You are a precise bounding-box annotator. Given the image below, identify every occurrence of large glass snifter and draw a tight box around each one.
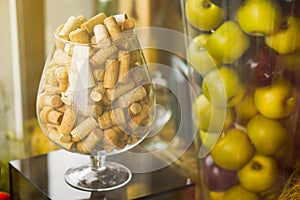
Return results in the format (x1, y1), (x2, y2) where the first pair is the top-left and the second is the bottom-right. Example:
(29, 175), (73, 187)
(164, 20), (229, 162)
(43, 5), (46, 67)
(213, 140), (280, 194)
(36, 25), (155, 191)
(180, 0), (300, 199)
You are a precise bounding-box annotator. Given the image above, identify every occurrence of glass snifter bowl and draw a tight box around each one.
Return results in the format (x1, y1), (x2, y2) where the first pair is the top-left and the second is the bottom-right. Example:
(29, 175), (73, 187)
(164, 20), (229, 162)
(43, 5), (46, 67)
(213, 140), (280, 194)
(36, 22), (155, 191)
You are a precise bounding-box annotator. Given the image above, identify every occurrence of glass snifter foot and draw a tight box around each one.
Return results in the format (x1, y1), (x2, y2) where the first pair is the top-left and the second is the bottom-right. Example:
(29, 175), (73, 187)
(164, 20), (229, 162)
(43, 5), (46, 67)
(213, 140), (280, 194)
(65, 156), (132, 191)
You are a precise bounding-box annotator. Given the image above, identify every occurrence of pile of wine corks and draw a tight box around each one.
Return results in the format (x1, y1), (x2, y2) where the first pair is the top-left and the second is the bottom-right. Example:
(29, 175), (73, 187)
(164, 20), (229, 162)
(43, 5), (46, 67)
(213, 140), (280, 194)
(37, 12), (154, 154)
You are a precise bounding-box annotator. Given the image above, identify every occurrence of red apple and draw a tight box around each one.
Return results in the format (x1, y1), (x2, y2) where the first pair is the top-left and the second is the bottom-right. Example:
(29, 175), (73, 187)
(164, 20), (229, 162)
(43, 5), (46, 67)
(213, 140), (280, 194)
(0, 192), (10, 200)
(279, 0), (300, 17)
(238, 42), (279, 87)
(203, 155), (239, 191)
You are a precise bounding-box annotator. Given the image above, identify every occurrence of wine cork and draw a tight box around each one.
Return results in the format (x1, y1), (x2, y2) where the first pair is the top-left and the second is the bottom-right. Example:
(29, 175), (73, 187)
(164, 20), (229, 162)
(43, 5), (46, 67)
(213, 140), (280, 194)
(53, 50), (71, 68)
(103, 16), (122, 42)
(118, 51), (131, 81)
(104, 127), (128, 149)
(54, 66), (68, 81)
(78, 104), (102, 117)
(112, 126), (128, 141)
(117, 86), (147, 108)
(61, 90), (73, 106)
(121, 19), (135, 31)
(130, 51), (140, 65)
(45, 67), (59, 86)
(59, 16), (81, 40)
(77, 127), (103, 154)
(70, 117), (98, 142)
(131, 67), (148, 85)
(40, 106), (53, 123)
(87, 65), (96, 89)
(81, 13), (107, 35)
(98, 108), (125, 129)
(103, 59), (119, 89)
(93, 68), (105, 81)
(131, 104), (150, 126)
(90, 36), (96, 44)
(93, 24), (110, 45)
(127, 121), (148, 136)
(57, 104), (68, 113)
(101, 92), (111, 106)
(90, 45), (118, 66)
(63, 42), (74, 55)
(127, 135), (138, 145)
(129, 103), (142, 115)
(90, 82), (105, 102)
(104, 128), (121, 146)
(55, 24), (66, 50)
(103, 139), (116, 152)
(48, 127), (72, 143)
(77, 15), (87, 24)
(113, 13), (128, 26)
(69, 28), (89, 44)
(47, 110), (64, 125)
(54, 66), (68, 92)
(59, 109), (77, 135)
(111, 108), (126, 126)
(98, 111), (112, 129)
(43, 84), (61, 95)
(48, 127), (75, 150)
(107, 80), (135, 101)
(38, 93), (63, 108)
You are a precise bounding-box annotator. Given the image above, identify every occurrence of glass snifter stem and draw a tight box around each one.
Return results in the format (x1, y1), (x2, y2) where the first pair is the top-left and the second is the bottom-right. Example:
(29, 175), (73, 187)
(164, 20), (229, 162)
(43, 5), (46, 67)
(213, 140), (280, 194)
(90, 155), (106, 172)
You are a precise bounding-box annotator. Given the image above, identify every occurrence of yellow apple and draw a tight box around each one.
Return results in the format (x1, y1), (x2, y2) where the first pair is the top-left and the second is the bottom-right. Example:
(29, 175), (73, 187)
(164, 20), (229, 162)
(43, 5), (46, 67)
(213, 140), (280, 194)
(206, 21), (250, 64)
(238, 0), (283, 36)
(209, 191), (225, 200)
(254, 77), (297, 119)
(199, 130), (220, 149)
(185, 0), (226, 31)
(223, 185), (259, 200)
(234, 90), (258, 123)
(246, 114), (288, 156)
(277, 50), (300, 70)
(238, 154), (279, 193)
(187, 34), (220, 76)
(202, 66), (246, 107)
(193, 94), (235, 132)
(210, 128), (254, 170)
(265, 16), (300, 55)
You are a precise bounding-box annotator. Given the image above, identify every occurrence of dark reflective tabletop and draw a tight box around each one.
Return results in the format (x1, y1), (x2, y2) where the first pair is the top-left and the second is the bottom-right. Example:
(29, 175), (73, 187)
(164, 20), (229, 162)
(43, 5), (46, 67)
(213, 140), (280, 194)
(9, 150), (195, 200)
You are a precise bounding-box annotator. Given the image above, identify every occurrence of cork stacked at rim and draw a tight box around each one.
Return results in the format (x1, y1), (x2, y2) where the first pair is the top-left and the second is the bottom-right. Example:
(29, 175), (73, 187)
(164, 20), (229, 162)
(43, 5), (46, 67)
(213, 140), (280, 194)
(37, 12), (153, 154)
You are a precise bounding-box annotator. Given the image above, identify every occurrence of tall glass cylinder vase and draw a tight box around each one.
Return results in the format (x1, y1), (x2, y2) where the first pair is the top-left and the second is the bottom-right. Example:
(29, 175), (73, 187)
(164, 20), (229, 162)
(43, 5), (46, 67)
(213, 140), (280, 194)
(180, 0), (300, 199)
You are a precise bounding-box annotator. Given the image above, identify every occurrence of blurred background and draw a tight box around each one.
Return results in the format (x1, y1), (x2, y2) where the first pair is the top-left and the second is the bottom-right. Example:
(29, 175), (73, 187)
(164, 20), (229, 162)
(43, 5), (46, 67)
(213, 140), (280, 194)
(1, 0), (193, 193)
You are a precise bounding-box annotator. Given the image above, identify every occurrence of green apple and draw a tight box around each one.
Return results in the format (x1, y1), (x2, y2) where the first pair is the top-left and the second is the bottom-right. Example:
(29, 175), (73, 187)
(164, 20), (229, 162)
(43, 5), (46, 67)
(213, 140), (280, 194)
(237, 0), (283, 36)
(223, 185), (259, 200)
(206, 21), (250, 64)
(254, 77), (297, 119)
(238, 154), (279, 193)
(193, 94), (235, 132)
(210, 128), (254, 170)
(265, 16), (300, 55)
(187, 34), (220, 76)
(246, 114), (288, 156)
(185, 0), (225, 31)
(202, 66), (246, 107)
